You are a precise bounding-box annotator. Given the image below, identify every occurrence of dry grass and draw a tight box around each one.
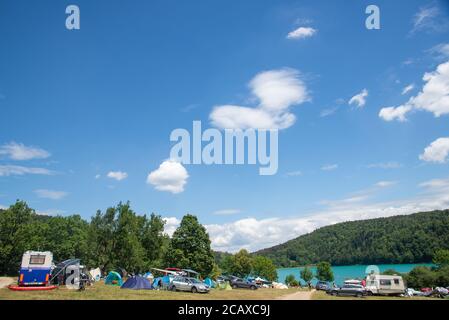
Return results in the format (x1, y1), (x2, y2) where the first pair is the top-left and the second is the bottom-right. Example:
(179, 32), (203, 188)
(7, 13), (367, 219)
(0, 281), (301, 300)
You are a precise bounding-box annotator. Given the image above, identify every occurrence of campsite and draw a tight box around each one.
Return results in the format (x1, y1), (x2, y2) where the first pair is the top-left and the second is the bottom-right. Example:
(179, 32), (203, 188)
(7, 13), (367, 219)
(1, 202), (449, 300)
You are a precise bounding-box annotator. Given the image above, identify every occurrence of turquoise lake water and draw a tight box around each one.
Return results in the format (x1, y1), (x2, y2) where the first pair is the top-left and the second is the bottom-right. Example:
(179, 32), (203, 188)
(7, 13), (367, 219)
(277, 263), (434, 285)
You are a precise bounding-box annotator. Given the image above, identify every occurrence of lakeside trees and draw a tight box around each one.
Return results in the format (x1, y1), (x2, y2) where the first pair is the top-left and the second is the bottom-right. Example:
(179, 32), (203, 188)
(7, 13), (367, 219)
(216, 249), (278, 281)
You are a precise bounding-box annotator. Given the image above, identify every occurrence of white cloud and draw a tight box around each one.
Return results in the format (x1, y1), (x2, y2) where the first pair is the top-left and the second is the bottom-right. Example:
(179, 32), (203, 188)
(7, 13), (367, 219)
(205, 178), (449, 252)
(210, 68), (309, 130)
(419, 137), (449, 163)
(379, 105), (413, 122)
(147, 160), (189, 194)
(0, 142), (50, 160)
(428, 43), (449, 60)
(365, 162), (403, 169)
(411, 4), (448, 34)
(286, 27), (317, 40)
(402, 84), (415, 95)
(213, 209), (241, 216)
(419, 177), (449, 189)
(95, 174), (101, 179)
(106, 171), (128, 181)
(163, 217), (181, 236)
(321, 164), (338, 171)
(375, 181), (397, 188)
(379, 61), (449, 121)
(34, 189), (68, 200)
(0, 165), (55, 176)
(348, 89), (368, 108)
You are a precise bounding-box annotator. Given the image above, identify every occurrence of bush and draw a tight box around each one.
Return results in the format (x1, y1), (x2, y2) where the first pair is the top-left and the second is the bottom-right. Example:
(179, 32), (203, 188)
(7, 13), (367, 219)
(285, 274), (297, 286)
(404, 266), (436, 288)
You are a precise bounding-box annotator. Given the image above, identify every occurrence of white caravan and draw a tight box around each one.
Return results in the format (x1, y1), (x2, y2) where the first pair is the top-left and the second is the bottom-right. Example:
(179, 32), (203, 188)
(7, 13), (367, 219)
(365, 274), (405, 296)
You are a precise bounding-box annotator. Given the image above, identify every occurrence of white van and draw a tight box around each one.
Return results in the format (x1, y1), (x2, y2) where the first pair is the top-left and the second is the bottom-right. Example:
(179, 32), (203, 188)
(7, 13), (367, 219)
(365, 274), (405, 296)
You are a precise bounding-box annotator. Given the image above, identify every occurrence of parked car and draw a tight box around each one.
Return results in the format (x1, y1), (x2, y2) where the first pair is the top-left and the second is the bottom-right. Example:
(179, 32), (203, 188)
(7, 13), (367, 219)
(328, 284), (367, 297)
(169, 276), (210, 293)
(315, 281), (329, 291)
(230, 277), (258, 290)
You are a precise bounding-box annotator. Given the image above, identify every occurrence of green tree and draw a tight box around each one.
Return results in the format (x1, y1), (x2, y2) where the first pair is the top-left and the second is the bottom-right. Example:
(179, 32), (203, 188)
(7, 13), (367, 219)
(139, 213), (167, 268)
(0, 201), (37, 275)
(88, 207), (118, 271)
(300, 266), (314, 286)
(284, 274), (298, 286)
(230, 249), (253, 277)
(114, 202), (146, 273)
(404, 266), (436, 288)
(252, 256), (277, 281)
(165, 214), (214, 277)
(433, 249), (449, 267)
(316, 262), (334, 282)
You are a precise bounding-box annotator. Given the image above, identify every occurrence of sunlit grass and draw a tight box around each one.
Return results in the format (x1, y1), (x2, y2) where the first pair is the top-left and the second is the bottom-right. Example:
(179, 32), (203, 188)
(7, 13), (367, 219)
(0, 281), (301, 300)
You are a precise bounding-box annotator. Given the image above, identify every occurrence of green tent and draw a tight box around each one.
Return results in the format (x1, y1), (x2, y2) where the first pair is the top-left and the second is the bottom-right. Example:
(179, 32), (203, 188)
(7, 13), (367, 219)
(105, 271), (123, 286)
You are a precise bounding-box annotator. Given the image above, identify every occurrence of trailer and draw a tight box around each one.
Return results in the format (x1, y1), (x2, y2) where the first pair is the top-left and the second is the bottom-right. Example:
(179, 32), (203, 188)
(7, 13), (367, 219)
(365, 274), (405, 296)
(18, 251), (53, 287)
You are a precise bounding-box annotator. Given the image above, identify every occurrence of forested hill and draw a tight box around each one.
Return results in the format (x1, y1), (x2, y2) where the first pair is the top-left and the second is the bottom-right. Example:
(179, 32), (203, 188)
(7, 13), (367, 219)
(255, 209), (449, 267)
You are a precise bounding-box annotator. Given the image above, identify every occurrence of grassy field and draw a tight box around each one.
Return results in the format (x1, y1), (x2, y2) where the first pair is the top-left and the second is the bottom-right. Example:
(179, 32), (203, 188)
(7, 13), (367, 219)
(311, 290), (444, 300)
(0, 281), (301, 300)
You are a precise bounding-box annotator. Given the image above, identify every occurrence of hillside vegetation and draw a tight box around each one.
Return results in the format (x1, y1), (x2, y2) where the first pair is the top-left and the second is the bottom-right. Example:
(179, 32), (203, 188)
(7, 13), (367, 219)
(256, 210), (449, 267)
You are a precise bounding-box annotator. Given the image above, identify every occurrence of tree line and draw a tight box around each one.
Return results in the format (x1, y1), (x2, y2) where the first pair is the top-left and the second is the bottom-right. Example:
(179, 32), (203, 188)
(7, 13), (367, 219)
(385, 249), (449, 289)
(0, 201), (217, 277)
(0, 200), (278, 280)
(256, 210), (449, 267)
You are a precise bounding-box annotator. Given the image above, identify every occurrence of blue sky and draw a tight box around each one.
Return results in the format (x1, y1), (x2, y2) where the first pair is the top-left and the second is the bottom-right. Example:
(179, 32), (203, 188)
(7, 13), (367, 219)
(1, 0), (449, 252)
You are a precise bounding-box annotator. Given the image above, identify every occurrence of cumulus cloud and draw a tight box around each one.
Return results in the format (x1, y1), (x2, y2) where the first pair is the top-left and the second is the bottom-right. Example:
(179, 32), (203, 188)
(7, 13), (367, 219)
(0, 165), (55, 176)
(163, 217), (181, 236)
(0, 142), (50, 160)
(419, 137), (449, 163)
(107, 171), (128, 181)
(34, 189), (68, 200)
(286, 27), (317, 40)
(147, 160), (189, 194)
(348, 89), (368, 108)
(210, 68), (309, 130)
(379, 61), (449, 121)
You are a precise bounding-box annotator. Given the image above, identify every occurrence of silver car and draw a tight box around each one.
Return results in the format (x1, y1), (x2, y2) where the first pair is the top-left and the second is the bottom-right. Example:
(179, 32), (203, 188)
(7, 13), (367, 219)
(169, 276), (210, 293)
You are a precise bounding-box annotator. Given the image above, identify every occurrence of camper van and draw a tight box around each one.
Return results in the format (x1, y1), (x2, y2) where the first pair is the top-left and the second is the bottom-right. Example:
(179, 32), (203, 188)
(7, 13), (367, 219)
(19, 251), (53, 286)
(365, 274), (405, 296)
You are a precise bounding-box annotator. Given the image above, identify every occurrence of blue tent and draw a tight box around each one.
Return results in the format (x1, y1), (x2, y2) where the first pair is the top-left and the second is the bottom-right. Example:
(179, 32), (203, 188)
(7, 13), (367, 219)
(204, 277), (215, 288)
(121, 276), (152, 290)
(105, 271), (123, 286)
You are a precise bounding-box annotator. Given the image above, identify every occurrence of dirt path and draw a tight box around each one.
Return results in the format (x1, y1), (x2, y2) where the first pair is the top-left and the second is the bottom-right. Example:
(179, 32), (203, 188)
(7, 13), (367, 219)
(0, 277), (15, 289)
(277, 289), (315, 300)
